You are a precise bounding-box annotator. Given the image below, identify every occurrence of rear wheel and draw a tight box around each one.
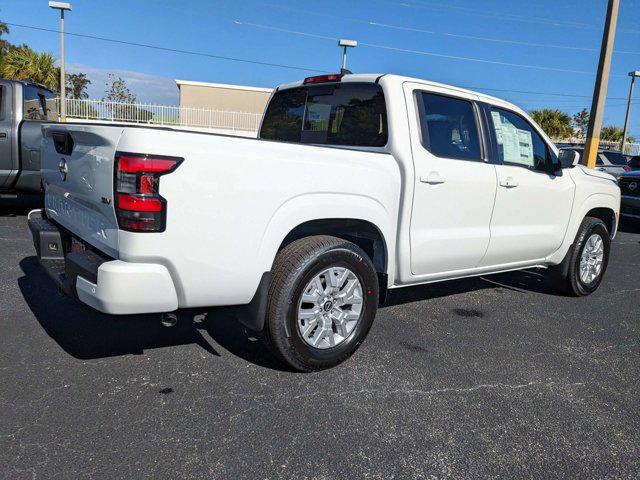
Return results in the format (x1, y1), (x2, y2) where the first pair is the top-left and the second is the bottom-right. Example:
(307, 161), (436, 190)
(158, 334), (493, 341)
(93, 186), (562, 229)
(548, 216), (611, 296)
(264, 235), (379, 372)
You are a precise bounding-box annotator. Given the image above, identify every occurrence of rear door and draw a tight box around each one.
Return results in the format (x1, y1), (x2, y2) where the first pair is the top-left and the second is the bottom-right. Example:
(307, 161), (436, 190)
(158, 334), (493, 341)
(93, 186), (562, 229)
(404, 83), (497, 276)
(480, 106), (574, 266)
(42, 124), (123, 258)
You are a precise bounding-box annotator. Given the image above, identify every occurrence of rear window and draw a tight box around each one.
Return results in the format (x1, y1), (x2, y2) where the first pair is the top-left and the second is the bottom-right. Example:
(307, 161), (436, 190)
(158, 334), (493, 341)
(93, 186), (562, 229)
(260, 82), (387, 147)
(23, 85), (58, 121)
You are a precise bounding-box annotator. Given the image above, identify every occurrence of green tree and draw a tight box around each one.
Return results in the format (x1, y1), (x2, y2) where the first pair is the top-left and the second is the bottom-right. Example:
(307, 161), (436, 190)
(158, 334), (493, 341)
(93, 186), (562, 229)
(0, 45), (60, 91)
(600, 125), (634, 143)
(530, 109), (574, 140)
(104, 74), (136, 103)
(102, 74), (152, 123)
(66, 72), (91, 99)
(572, 108), (590, 139)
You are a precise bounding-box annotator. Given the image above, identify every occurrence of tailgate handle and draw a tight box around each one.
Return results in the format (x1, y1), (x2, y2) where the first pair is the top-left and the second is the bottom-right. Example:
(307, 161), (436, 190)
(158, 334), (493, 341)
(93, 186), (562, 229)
(52, 132), (74, 155)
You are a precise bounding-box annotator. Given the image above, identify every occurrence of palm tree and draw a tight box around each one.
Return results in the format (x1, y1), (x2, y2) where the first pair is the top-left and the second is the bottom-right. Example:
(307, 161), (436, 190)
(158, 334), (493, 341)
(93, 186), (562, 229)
(0, 19), (10, 58)
(600, 125), (634, 143)
(0, 45), (60, 91)
(530, 109), (574, 140)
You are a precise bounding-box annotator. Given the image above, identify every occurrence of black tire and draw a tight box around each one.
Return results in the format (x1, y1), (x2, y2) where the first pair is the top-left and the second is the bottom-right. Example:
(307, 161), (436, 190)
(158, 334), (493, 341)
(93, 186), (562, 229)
(548, 216), (611, 296)
(264, 235), (379, 372)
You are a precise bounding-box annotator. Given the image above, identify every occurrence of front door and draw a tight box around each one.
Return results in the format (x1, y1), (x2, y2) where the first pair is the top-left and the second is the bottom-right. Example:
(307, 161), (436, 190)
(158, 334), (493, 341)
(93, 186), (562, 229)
(405, 84), (497, 277)
(480, 106), (574, 266)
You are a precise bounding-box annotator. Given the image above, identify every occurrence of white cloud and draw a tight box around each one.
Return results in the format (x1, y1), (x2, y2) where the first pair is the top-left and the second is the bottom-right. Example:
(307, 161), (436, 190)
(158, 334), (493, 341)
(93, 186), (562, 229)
(67, 63), (179, 105)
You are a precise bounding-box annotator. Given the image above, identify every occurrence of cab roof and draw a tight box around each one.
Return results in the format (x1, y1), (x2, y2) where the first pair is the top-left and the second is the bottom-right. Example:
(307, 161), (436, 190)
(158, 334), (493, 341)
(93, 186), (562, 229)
(277, 73), (521, 116)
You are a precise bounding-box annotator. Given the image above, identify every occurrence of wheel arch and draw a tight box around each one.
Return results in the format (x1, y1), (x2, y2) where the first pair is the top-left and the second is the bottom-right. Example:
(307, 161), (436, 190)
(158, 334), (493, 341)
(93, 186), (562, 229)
(278, 218), (388, 274)
(584, 207), (616, 237)
(257, 192), (396, 286)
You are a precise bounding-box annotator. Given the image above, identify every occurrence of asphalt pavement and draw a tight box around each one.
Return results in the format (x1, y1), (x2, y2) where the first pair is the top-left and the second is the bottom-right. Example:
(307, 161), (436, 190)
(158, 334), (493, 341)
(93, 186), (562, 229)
(1, 208), (639, 479)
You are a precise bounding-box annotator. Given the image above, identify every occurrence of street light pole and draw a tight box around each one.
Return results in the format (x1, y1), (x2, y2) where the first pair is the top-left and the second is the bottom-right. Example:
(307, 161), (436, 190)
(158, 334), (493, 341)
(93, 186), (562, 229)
(621, 71), (639, 154)
(49, 2), (72, 122)
(338, 39), (357, 74)
(581, 0), (620, 168)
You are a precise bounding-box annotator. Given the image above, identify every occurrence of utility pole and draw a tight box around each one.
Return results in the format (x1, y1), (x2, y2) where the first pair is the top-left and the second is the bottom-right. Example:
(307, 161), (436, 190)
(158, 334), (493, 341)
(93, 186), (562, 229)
(49, 2), (72, 122)
(621, 71), (639, 154)
(581, 0), (619, 168)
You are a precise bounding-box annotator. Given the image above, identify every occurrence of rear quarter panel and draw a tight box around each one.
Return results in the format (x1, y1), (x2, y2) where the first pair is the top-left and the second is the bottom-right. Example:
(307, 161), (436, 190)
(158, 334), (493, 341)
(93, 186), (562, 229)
(115, 128), (401, 307)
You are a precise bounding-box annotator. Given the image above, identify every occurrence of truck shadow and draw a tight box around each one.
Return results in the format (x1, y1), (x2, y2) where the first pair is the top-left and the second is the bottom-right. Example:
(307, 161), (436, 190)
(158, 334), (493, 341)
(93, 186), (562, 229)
(17, 256), (288, 371)
(18, 256), (558, 370)
(384, 268), (558, 307)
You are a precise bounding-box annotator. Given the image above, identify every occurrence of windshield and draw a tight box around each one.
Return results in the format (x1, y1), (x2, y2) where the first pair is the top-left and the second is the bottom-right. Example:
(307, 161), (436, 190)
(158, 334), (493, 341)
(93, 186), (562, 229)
(260, 82), (387, 147)
(601, 151), (628, 166)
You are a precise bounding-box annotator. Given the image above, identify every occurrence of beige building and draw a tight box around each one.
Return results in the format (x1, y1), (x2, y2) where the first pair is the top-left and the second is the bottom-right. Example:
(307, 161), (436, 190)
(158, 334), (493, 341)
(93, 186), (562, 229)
(176, 79), (273, 114)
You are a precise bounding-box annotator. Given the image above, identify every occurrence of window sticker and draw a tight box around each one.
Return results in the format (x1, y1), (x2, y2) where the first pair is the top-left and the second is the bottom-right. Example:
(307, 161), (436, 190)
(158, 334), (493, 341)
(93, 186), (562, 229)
(492, 111), (534, 167)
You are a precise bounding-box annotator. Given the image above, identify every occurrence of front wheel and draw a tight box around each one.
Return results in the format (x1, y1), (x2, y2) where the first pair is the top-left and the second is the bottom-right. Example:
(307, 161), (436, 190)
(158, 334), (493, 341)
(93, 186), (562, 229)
(548, 216), (611, 296)
(264, 236), (379, 372)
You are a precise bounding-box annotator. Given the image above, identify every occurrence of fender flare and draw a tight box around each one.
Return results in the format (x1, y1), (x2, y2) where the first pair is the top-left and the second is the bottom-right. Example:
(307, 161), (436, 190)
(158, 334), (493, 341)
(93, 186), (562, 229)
(257, 192), (396, 278)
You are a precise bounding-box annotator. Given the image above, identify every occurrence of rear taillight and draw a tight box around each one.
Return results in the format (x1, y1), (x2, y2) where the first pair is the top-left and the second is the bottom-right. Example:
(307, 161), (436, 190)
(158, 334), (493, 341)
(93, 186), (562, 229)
(114, 153), (182, 232)
(623, 166), (631, 171)
(303, 74), (343, 84)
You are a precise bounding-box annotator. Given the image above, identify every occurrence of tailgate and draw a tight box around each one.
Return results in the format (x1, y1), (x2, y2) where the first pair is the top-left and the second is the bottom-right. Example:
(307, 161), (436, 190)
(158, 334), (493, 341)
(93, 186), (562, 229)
(41, 124), (123, 258)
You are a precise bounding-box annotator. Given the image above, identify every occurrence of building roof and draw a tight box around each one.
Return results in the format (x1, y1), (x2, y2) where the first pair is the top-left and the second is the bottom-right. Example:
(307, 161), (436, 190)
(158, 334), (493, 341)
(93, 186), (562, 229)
(175, 79), (272, 93)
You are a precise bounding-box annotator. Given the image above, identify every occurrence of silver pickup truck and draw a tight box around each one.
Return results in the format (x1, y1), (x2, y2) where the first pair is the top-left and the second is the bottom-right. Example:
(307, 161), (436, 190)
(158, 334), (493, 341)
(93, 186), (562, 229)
(0, 79), (57, 200)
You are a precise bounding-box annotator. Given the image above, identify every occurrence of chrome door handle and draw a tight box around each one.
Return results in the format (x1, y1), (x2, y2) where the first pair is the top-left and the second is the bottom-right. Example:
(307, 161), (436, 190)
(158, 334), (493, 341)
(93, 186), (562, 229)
(420, 171), (446, 185)
(0, 132), (7, 139)
(499, 176), (519, 188)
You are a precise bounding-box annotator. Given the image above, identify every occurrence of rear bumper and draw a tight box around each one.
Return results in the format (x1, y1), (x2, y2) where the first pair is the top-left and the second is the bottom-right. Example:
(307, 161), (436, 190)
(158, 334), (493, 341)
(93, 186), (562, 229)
(28, 211), (178, 315)
(76, 261), (178, 314)
(621, 195), (640, 219)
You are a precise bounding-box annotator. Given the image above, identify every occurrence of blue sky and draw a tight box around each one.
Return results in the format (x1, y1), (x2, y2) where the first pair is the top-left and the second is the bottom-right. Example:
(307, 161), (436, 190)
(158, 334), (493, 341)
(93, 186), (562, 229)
(2, 0), (640, 136)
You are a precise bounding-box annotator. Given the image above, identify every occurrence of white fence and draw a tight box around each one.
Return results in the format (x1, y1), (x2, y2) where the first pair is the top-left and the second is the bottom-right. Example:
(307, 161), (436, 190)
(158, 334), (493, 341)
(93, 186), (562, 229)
(623, 143), (640, 156)
(58, 98), (262, 132)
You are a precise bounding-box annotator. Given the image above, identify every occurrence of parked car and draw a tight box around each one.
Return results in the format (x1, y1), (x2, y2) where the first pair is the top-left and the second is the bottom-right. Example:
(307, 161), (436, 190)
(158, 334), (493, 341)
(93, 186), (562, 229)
(0, 79), (57, 200)
(29, 73), (621, 371)
(619, 169), (640, 221)
(559, 146), (631, 177)
(628, 156), (640, 170)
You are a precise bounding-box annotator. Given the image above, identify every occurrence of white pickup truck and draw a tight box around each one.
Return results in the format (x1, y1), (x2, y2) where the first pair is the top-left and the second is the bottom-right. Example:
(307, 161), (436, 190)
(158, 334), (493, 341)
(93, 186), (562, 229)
(29, 73), (620, 371)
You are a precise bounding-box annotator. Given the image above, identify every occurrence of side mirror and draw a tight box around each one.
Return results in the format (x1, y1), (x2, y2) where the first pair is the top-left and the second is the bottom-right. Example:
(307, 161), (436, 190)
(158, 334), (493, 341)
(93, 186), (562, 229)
(558, 150), (579, 169)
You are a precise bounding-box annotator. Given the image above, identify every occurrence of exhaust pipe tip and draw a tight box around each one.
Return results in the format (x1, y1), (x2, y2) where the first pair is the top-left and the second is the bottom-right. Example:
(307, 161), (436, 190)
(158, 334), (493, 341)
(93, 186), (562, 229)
(161, 312), (178, 328)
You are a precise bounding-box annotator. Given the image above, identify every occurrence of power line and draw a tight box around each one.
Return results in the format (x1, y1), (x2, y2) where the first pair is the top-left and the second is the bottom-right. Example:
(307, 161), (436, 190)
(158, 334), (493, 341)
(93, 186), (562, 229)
(461, 86), (631, 101)
(4, 22), (331, 74)
(376, 0), (640, 33)
(380, 0), (594, 27)
(259, 3), (639, 55)
(7, 19), (636, 104)
(368, 22), (640, 55)
(235, 20), (629, 78)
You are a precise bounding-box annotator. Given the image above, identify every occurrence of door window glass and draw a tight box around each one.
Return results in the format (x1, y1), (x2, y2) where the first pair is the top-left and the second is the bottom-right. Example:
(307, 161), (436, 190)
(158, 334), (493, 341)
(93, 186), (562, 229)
(490, 108), (548, 171)
(417, 92), (481, 161)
